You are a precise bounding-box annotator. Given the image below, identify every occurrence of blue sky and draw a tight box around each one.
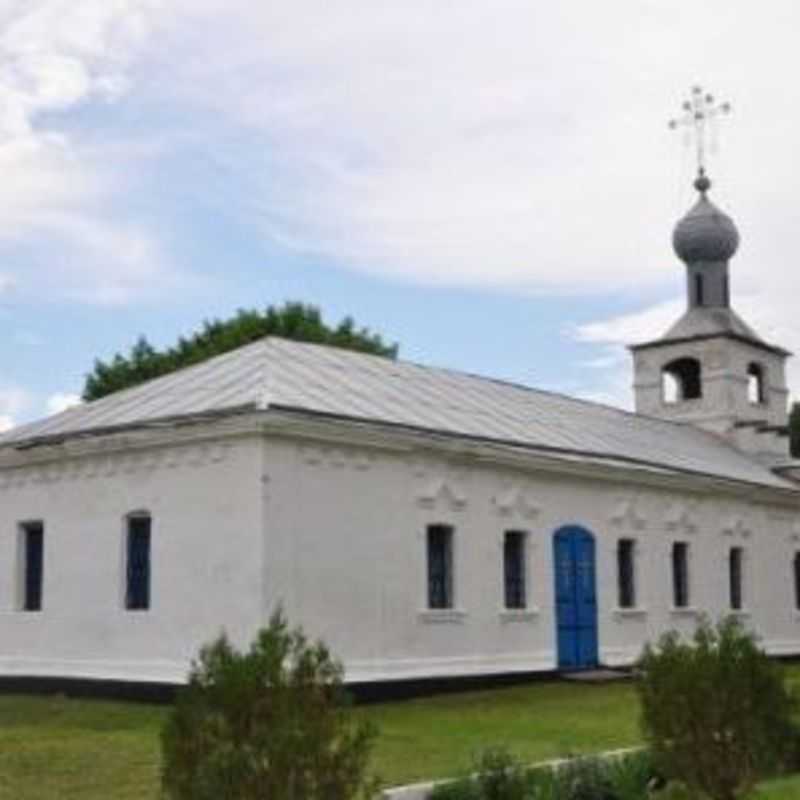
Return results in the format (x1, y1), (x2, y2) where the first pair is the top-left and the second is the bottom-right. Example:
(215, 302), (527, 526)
(2, 1), (800, 429)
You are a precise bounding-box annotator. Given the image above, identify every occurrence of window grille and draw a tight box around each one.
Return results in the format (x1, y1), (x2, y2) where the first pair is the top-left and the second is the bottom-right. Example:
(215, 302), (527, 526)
(794, 553), (800, 611)
(504, 531), (526, 609)
(21, 522), (44, 612)
(617, 539), (636, 608)
(729, 547), (744, 611)
(126, 515), (151, 611)
(672, 542), (690, 608)
(427, 525), (453, 609)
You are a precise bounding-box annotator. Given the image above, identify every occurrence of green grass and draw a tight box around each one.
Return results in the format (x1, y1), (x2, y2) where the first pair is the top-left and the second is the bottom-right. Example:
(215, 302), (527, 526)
(758, 774), (800, 798)
(0, 664), (797, 799)
(359, 679), (640, 785)
(0, 694), (164, 800)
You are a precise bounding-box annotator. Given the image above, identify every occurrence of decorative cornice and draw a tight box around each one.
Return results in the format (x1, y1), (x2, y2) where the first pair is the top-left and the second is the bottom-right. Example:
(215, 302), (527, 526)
(722, 516), (753, 539)
(298, 445), (373, 471)
(0, 441), (231, 492)
(492, 485), (541, 520)
(665, 500), (700, 535)
(260, 411), (800, 506)
(412, 460), (469, 511)
(610, 496), (647, 531)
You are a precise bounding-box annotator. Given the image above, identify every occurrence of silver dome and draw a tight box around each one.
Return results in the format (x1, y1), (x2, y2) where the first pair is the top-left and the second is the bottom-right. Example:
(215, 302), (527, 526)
(672, 192), (739, 264)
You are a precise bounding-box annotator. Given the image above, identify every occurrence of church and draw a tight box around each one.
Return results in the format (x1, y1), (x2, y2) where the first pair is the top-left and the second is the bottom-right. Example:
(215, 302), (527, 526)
(1, 164), (799, 684)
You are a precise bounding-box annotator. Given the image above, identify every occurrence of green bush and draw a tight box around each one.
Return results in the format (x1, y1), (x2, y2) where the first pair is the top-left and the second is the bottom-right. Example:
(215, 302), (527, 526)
(430, 748), (527, 800)
(161, 610), (378, 800)
(430, 776), (482, 800)
(638, 616), (796, 800)
(474, 748), (531, 800)
(430, 749), (655, 800)
(547, 756), (615, 800)
(603, 752), (658, 800)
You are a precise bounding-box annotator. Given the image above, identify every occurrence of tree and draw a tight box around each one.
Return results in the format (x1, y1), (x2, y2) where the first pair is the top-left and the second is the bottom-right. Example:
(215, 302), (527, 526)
(161, 610), (378, 800)
(790, 402), (800, 458)
(638, 616), (796, 800)
(83, 302), (398, 401)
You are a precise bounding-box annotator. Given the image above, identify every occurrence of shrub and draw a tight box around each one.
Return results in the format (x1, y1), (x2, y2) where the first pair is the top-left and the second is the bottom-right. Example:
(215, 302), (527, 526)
(430, 776), (482, 800)
(430, 749), (655, 800)
(430, 748), (528, 800)
(548, 756), (615, 800)
(604, 751), (659, 800)
(473, 748), (531, 800)
(638, 616), (796, 800)
(161, 609), (378, 800)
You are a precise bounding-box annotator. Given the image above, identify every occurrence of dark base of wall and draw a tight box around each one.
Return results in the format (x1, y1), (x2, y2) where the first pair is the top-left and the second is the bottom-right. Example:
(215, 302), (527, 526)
(0, 676), (178, 704)
(0, 670), (572, 705)
(1, 656), (795, 706)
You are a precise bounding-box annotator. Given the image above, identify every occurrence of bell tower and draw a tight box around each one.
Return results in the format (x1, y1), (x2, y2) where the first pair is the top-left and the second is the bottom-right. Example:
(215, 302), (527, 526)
(631, 88), (791, 461)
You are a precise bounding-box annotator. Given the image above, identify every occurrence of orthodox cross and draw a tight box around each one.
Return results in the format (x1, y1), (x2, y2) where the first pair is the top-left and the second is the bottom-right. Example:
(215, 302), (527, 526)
(668, 86), (731, 180)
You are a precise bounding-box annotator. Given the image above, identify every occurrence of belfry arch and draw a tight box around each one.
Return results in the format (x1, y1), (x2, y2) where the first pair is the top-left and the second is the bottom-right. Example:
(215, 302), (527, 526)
(661, 357), (702, 404)
(747, 362), (766, 405)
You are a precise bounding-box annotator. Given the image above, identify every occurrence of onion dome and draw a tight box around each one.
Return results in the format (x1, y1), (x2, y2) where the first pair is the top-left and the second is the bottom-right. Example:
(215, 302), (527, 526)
(672, 170), (739, 263)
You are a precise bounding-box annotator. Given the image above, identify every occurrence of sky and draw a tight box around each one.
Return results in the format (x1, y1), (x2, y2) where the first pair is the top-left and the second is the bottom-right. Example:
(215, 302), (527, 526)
(2, 1), (800, 431)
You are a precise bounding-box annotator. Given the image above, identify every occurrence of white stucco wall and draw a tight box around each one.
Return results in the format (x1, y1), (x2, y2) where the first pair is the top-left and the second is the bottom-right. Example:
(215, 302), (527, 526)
(0, 414), (799, 685)
(260, 425), (800, 682)
(0, 432), (264, 682)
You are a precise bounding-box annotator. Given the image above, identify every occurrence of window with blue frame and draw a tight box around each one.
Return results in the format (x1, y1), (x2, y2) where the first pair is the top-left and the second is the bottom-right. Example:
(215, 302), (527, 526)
(427, 525), (453, 609)
(504, 531), (527, 609)
(729, 546), (744, 611)
(126, 514), (151, 611)
(617, 538), (636, 608)
(794, 552), (800, 611)
(20, 522), (44, 612)
(672, 542), (690, 608)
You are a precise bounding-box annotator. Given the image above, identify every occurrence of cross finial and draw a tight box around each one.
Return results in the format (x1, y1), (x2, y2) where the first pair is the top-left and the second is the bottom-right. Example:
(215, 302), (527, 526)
(669, 86), (731, 193)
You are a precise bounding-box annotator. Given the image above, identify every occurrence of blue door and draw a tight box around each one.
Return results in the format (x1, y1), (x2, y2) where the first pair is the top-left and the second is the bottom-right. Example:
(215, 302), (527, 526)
(553, 526), (598, 670)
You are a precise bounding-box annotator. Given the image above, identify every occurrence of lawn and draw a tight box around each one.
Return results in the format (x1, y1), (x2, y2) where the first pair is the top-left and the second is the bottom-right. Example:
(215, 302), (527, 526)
(758, 775), (800, 798)
(0, 666), (798, 799)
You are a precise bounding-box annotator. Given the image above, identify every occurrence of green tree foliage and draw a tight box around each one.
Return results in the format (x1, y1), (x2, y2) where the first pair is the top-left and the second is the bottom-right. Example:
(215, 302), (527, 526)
(83, 302), (398, 401)
(638, 616), (796, 800)
(790, 402), (800, 458)
(161, 610), (378, 800)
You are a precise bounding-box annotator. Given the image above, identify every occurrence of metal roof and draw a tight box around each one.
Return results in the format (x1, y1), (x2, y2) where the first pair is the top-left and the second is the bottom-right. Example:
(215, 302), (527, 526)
(631, 308), (791, 357)
(665, 307), (761, 341)
(0, 337), (795, 490)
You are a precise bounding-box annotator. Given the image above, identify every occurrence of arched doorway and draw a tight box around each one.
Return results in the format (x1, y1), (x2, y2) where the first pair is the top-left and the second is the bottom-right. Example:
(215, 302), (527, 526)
(553, 526), (598, 670)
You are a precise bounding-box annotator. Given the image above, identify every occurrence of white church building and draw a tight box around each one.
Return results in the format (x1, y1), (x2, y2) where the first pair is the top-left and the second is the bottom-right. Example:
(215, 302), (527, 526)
(1, 169), (800, 684)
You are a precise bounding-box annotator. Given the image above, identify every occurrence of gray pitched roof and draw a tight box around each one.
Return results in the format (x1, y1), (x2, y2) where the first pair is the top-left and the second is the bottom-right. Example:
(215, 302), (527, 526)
(0, 337), (794, 490)
(631, 307), (791, 357)
(665, 307), (761, 341)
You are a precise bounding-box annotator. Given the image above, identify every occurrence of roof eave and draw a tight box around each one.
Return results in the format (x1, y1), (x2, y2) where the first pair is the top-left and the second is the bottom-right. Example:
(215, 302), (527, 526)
(629, 331), (792, 358)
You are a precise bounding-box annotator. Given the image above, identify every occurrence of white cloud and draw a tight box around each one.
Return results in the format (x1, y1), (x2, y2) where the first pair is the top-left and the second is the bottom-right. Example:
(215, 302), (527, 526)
(5, 0), (800, 311)
(132, 0), (800, 297)
(0, 1), (176, 305)
(0, 386), (31, 431)
(573, 291), (800, 410)
(46, 392), (82, 416)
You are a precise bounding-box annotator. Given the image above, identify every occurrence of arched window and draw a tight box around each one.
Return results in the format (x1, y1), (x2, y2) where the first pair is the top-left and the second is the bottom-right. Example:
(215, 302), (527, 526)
(747, 363), (766, 405)
(662, 357), (702, 403)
